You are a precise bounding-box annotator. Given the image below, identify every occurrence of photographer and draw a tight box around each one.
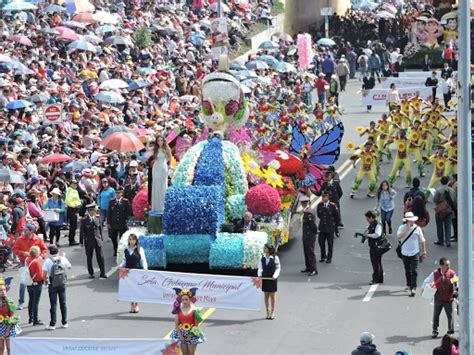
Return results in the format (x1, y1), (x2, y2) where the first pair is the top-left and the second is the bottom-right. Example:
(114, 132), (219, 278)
(362, 211), (384, 285)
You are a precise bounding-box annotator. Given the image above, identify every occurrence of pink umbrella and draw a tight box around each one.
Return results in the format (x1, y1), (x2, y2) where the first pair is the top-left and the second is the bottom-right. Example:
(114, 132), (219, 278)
(73, 12), (99, 24)
(53, 26), (81, 41)
(0, 55), (12, 62)
(133, 127), (153, 138)
(8, 35), (32, 46)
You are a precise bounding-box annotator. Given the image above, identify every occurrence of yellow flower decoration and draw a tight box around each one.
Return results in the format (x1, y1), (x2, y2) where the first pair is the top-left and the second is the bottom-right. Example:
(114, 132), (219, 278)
(363, 156), (372, 165)
(179, 290), (192, 297)
(0, 315), (4, 323)
(356, 126), (365, 134)
(436, 160), (445, 169)
(393, 116), (401, 124)
(346, 142), (356, 151)
(181, 323), (192, 331)
(452, 149), (457, 157)
(397, 142), (406, 151)
(242, 154), (262, 177)
(263, 168), (284, 188)
(411, 132), (419, 141)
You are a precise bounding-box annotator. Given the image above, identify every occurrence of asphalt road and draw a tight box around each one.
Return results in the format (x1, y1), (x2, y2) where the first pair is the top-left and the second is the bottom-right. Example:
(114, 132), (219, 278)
(5, 78), (460, 355)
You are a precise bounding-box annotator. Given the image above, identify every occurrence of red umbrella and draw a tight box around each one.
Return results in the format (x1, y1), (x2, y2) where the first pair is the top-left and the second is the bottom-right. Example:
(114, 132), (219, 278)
(101, 132), (145, 152)
(73, 12), (99, 24)
(8, 35), (33, 46)
(40, 154), (72, 164)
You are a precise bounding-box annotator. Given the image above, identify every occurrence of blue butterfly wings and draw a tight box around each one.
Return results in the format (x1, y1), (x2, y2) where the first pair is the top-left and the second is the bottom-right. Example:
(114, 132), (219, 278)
(290, 123), (344, 165)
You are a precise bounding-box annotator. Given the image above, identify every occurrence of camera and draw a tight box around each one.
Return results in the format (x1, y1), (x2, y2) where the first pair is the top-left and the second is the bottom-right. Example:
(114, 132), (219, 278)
(354, 232), (366, 243)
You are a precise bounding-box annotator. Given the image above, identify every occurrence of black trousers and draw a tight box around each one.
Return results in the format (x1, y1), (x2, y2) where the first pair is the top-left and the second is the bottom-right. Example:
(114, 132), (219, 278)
(49, 286), (67, 327)
(85, 243), (105, 276)
(433, 300), (454, 333)
(27, 283), (42, 323)
(109, 229), (126, 255)
(402, 254), (419, 289)
(443, 93), (452, 108)
(302, 235), (317, 272)
(67, 207), (79, 244)
(318, 232), (334, 261)
(37, 217), (48, 240)
(49, 225), (61, 244)
(369, 247), (383, 283)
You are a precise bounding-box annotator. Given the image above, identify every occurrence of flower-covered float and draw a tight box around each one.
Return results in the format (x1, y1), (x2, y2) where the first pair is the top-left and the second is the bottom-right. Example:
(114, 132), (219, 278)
(118, 58), (344, 270)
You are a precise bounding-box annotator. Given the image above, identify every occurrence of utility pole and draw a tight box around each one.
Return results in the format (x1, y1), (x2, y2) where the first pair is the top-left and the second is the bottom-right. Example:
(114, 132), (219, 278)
(457, 0), (472, 353)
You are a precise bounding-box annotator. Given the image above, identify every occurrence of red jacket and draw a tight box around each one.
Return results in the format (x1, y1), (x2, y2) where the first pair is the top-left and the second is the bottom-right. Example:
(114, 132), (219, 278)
(12, 234), (47, 263)
(25, 256), (45, 283)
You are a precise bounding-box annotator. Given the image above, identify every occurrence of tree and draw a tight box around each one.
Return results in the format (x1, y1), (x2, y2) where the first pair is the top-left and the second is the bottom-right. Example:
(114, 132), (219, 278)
(134, 27), (152, 49)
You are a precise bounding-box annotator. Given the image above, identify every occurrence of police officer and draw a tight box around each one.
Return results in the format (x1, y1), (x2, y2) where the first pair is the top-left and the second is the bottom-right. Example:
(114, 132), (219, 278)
(65, 180), (82, 246)
(80, 204), (107, 279)
(300, 196), (318, 276)
(123, 173), (139, 202)
(107, 187), (132, 256)
(363, 210), (384, 285)
(319, 171), (344, 228)
(316, 191), (339, 264)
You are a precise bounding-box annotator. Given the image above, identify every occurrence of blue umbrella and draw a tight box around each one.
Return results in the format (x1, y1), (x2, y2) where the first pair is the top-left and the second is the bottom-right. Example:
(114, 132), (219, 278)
(230, 62), (246, 71)
(353, 0), (378, 11)
(62, 161), (91, 173)
(2, 2), (37, 11)
(189, 32), (206, 46)
(245, 60), (269, 71)
(102, 126), (134, 138)
(258, 41), (279, 50)
(257, 55), (279, 66)
(42, 5), (66, 12)
(273, 61), (297, 73)
(237, 70), (258, 79)
(317, 38), (336, 46)
(97, 25), (116, 33)
(68, 40), (96, 52)
(128, 80), (149, 91)
(6, 100), (32, 110)
(135, 67), (156, 75)
(95, 91), (125, 104)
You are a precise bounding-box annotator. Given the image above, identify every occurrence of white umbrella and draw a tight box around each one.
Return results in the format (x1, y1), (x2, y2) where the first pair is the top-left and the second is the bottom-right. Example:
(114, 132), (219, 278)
(95, 91), (125, 104)
(105, 36), (134, 47)
(68, 40), (96, 52)
(209, 3), (230, 13)
(99, 79), (129, 90)
(93, 11), (120, 25)
(83, 34), (103, 43)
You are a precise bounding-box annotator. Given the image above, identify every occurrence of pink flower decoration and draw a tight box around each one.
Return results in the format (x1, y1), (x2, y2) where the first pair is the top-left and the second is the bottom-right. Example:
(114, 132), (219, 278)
(225, 100), (239, 116)
(132, 189), (149, 220)
(245, 184), (281, 216)
(202, 100), (214, 115)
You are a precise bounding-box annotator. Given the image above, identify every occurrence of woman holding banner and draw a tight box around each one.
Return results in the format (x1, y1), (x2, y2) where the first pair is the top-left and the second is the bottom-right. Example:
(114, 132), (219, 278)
(257, 244), (281, 320)
(171, 288), (206, 355)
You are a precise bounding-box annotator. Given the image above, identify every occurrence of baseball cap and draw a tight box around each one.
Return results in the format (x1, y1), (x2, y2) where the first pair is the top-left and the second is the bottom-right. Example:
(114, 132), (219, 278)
(360, 332), (375, 345)
(24, 223), (36, 231)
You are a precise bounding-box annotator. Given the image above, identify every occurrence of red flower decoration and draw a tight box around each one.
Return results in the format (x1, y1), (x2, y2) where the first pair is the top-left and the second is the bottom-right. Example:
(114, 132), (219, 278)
(119, 268), (129, 280)
(162, 342), (180, 355)
(225, 100), (239, 116)
(245, 184), (281, 216)
(132, 189), (149, 220)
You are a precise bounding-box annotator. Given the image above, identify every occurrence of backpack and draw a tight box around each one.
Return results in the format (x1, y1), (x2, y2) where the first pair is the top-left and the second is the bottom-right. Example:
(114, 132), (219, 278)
(19, 260), (35, 286)
(49, 257), (67, 288)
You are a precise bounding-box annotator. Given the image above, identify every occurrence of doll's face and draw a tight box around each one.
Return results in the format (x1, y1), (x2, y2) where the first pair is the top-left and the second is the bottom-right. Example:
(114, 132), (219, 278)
(425, 21), (439, 34)
(446, 18), (457, 31)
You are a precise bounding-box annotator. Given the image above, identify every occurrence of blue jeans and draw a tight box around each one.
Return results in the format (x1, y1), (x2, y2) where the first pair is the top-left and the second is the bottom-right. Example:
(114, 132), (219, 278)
(436, 212), (453, 246)
(318, 93), (325, 103)
(27, 283), (43, 322)
(18, 261), (25, 305)
(100, 209), (108, 225)
(380, 209), (394, 233)
(49, 286), (67, 326)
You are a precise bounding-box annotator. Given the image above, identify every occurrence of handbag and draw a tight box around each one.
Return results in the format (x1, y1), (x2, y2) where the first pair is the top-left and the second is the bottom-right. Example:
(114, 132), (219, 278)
(395, 227), (417, 259)
(434, 191), (454, 219)
(376, 237), (392, 256)
(43, 209), (60, 223)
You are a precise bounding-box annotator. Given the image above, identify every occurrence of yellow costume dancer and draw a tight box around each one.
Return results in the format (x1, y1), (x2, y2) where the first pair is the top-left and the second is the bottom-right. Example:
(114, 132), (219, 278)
(443, 135), (458, 176)
(426, 149), (449, 189)
(409, 96), (424, 121)
(387, 130), (412, 186)
(400, 99), (411, 128)
(350, 142), (378, 198)
(409, 121), (425, 176)
(388, 107), (410, 135)
(376, 114), (392, 161)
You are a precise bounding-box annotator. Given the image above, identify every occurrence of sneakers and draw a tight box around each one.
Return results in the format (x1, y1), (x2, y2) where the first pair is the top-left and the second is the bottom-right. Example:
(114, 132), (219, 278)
(17, 303), (24, 310)
(432, 331), (439, 338)
(99, 275), (108, 279)
(308, 271), (318, 276)
(61, 323), (68, 329)
(45, 325), (55, 330)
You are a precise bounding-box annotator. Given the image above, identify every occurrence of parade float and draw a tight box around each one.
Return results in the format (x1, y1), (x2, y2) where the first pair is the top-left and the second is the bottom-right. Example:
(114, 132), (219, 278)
(117, 58), (344, 270)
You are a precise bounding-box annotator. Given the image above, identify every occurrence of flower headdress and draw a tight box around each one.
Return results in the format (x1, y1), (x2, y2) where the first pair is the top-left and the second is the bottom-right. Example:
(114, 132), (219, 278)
(0, 277), (13, 293)
(171, 288), (198, 315)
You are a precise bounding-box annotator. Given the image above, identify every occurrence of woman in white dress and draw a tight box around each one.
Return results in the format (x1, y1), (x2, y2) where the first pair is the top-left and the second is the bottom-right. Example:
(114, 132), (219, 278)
(151, 136), (171, 213)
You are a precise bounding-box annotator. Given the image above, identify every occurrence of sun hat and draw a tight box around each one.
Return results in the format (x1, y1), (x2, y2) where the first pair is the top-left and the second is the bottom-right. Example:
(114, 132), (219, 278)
(403, 211), (418, 222)
(50, 188), (61, 196)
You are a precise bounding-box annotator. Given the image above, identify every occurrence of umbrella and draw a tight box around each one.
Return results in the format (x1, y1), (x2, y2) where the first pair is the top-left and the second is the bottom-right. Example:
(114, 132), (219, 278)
(63, 161), (91, 173)
(272, 32), (293, 42)
(179, 95), (198, 103)
(29, 93), (49, 103)
(41, 27), (60, 35)
(273, 61), (297, 73)
(42, 5), (66, 12)
(238, 3), (253, 9)
(245, 60), (269, 71)
(199, 19), (211, 29)
(257, 55), (279, 66)
(128, 80), (149, 91)
(189, 32), (206, 46)
(353, 0), (378, 11)
(230, 62), (246, 71)
(237, 70), (258, 79)
(40, 154), (72, 164)
(241, 85), (252, 94)
(105, 36), (134, 47)
(286, 45), (298, 56)
(2, 2), (37, 11)
(241, 80), (257, 89)
(102, 126), (134, 138)
(6, 61), (33, 75)
(97, 24), (116, 33)
(133, 128), (153, 139)
(8, 35), (32, 46)
(62, 21), (87, 30)
(135, 67), (156, 75)
(83, 34), (103, 44)
(317, 38), (336, 46)
(100, 79), (129, 90)
(0, 168), (25, 184)
(209, 2), (230, 13)
(258, 41), (279, 50)
(6, 100), (32, 110)
(377, 10), (395, 19)
(73, 12), (99, 24)
(68, 40), (96, 52)
(92, 11), (119, 25)
(0, 55), (12, 63)
(95, 91), (125, 104)
(54, 27), (81, 41)
(101, 132), (145, 153)
(254, 76), (272, 86)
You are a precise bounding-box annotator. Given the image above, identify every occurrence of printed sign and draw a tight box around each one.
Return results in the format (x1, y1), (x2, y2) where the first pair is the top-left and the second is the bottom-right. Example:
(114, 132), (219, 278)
(362, 87), (432, 106)
(211, 17), (229, 60)
(43, 104), (63, 124)
(118, 269), (262, 311)
(11, 338), (177, 355)
(382, 77), (430, 88)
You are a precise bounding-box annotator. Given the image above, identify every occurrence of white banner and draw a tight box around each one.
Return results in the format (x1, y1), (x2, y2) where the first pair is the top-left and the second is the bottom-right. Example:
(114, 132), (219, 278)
(362, 87), (432, 106)
(118, 269), (262, 311)
(382, 77), (429, 88)
(11, 337), (176, 355)
(398, 71), (457, 78)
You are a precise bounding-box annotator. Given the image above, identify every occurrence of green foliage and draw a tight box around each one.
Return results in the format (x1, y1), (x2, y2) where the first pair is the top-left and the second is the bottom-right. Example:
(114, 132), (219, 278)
(404, 47), (444, 70)
(134, 27), (152, 49)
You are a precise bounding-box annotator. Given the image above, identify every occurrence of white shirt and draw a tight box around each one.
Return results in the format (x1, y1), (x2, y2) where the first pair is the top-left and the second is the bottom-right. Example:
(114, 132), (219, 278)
(42, 255), (72, 275)
(367, 223), (383, 239)
(257, 255), (281, 279)
(119, 247), (148, 270)
(397, 224), (425, 257)
(390, 51), (399, 64)
(26, 163), (38, 177)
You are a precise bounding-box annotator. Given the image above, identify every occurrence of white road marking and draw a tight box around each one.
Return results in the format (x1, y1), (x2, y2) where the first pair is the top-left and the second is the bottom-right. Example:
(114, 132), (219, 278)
(363, 284), (379, 302)
(105, 266), (118, 278)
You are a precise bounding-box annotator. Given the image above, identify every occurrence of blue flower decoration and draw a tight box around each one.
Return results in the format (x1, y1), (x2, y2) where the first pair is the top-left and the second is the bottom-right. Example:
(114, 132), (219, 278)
(209, 233), (244, 269)
(163, 234), (211, 264)
(139, 235), (167, 269)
